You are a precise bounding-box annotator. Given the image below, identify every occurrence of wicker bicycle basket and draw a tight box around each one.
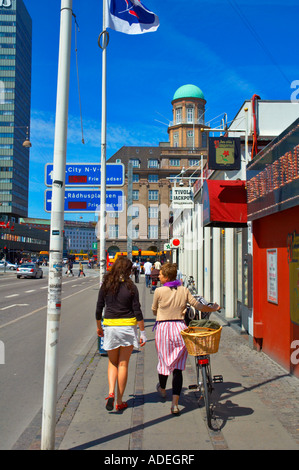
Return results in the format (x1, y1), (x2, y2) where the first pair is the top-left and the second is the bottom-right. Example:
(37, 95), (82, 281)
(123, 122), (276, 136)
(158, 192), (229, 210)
(181, 326), (222, 356)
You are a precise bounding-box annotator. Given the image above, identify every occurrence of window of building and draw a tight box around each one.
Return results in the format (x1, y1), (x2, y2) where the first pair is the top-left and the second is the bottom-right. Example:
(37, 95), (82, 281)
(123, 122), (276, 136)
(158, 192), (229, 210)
(201, 131), (207, 147)
(173, 132), (179, 147)
(169, 174), (179, 183)
(130, 159), (140, 168)
(132, 173), (139, 183)
(189, 159), (199, 167)
(108, 224), (119, 238)
(148, 190), (158, 200)
(109, 211), (119, 218)
(148, 159), (159, 168)
(175, 107), (182, 124)
(148, 206), (158, 218)
(170, 159), (180, 166)
(148, 225), (158, 239)
(131, 206), (139, 218)
(148, 174), (158, 183)
(187, 107), (194, 123)
(132, 190), (139, 200)
(132, 226), (139, 238)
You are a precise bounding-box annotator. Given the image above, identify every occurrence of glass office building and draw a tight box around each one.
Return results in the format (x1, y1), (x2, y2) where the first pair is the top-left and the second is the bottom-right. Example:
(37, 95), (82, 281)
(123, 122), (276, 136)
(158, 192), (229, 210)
(0, 0), (32, 220)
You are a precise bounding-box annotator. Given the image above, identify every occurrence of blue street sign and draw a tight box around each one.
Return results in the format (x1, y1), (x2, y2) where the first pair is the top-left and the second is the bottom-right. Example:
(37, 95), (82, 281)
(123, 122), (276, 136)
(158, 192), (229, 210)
(44, 189), (124, 213)
(45, 163), (124, 187)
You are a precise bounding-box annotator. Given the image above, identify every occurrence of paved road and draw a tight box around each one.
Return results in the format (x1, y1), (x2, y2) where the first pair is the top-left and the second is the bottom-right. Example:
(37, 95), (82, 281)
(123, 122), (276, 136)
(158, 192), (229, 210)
(0, 268), (100, 450)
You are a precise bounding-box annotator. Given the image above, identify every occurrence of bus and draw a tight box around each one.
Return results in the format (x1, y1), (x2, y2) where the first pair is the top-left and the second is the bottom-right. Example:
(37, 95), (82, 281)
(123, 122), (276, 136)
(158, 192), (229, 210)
(39, 251), (49, 262)
(73, 253), (89, 263)
(108, 251), (162, 271)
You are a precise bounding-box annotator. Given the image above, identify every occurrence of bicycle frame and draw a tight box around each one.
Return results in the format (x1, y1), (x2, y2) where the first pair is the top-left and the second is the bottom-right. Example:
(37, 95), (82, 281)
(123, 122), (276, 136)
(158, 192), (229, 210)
(195, 354), (213, 427)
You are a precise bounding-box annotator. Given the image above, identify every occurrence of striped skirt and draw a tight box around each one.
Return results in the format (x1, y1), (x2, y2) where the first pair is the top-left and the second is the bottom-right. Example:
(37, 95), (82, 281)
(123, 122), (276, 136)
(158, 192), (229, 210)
(155, 321), (188, 376)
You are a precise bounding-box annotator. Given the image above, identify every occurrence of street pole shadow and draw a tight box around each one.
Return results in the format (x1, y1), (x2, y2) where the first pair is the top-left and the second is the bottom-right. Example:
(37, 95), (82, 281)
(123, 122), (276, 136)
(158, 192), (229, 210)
(68, 390), (199, 450)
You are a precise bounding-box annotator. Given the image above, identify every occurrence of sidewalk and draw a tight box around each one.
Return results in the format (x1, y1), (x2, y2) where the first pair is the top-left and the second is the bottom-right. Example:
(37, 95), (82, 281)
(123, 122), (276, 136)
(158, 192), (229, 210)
(20, 276), (299, 451)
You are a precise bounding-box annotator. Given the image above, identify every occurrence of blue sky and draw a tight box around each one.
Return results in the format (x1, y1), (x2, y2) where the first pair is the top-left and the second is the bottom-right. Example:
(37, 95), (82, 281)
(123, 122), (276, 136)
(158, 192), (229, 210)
(25, 0), (299, 221)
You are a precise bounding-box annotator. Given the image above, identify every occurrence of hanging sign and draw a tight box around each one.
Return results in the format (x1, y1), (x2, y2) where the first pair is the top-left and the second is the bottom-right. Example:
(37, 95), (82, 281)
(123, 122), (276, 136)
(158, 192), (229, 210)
(172, 187), (194, 209)
(208, 137), (241, 170)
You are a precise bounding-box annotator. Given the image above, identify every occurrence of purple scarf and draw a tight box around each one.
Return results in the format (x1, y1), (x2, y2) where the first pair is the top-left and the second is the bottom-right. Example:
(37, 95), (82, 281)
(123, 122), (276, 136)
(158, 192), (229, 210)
(163, 280), (182, 288)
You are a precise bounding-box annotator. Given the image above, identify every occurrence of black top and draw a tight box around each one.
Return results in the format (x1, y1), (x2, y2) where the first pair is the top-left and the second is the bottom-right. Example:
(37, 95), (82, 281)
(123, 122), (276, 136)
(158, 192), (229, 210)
(95, 282), (143, 322)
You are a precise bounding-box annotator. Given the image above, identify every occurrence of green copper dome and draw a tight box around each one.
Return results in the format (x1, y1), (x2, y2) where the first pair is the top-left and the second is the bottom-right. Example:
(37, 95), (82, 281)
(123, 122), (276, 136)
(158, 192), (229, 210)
(173, 84), (205, 101)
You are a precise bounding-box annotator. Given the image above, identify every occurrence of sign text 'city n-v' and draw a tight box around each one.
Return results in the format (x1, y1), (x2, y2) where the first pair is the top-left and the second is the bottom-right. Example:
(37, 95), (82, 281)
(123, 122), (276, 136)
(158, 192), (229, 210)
(45, 163), (124, 187)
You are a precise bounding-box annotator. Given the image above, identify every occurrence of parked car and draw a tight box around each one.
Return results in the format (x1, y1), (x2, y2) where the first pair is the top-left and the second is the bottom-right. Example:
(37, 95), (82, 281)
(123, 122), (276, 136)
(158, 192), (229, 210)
(0, 260), (18, 270)
(16, 263), (43, 279)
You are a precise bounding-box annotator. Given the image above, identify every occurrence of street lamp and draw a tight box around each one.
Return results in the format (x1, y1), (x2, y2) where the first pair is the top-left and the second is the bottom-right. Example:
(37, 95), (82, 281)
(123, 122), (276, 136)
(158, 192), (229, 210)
(13, 125), (32, 148)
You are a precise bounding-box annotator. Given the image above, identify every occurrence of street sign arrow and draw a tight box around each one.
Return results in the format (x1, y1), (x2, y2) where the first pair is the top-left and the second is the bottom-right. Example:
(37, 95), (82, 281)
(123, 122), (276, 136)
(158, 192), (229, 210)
(45, 162), (124, 187)
(44, 189), (124, 213)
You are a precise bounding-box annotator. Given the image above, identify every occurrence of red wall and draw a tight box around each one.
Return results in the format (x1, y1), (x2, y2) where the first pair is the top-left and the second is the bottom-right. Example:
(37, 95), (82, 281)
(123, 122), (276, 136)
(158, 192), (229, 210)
(252, 205), (299, 378)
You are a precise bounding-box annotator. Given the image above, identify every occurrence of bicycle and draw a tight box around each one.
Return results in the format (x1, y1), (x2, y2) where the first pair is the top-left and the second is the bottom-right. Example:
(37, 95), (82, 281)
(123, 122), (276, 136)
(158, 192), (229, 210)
(181, 321), (223, 429)
(185, 275), (197, 295)
(185, 294), (212, 325)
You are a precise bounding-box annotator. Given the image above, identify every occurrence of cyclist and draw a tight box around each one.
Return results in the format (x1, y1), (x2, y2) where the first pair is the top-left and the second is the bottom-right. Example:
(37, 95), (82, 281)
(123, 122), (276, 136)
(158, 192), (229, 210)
(152, 263), (220, 415)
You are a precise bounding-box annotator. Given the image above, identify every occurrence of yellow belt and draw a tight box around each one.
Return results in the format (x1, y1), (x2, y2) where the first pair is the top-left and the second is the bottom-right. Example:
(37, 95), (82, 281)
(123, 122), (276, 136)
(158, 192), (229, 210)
(103, 317), (137, 326)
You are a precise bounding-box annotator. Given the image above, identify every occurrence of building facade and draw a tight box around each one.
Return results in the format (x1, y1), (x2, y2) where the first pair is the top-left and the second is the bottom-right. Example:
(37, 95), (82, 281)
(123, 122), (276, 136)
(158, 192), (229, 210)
(64, 220), (97, 254)
(0, 0), (32, 220)
(102, 84), (209, 256)
(174, 97), (299, 377)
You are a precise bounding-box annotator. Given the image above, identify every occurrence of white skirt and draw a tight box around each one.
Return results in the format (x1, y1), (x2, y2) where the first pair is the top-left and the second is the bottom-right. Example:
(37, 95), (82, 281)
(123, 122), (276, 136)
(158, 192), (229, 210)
(103, 325), (139, 351)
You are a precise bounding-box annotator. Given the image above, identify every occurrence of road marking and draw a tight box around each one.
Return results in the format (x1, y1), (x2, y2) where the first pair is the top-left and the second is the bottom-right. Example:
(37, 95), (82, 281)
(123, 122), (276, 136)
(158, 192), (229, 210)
(0, 304), (29, 311)
(25, 290), (36, 293)
(5, 294), (19, 298)
(0, 282), (98, 329)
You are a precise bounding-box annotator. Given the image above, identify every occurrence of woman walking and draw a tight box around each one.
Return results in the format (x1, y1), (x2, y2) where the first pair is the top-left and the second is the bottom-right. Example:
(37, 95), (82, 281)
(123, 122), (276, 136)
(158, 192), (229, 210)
(96, 256), (147, 412)
(152, 263), (220, 415)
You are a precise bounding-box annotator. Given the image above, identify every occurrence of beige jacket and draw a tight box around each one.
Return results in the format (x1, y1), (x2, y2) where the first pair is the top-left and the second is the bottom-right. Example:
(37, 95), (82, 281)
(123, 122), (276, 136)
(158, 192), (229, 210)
(152, 285), (206, 322)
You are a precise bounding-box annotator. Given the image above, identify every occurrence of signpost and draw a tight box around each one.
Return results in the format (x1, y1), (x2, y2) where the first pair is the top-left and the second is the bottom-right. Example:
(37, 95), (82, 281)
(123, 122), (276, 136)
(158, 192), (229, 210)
(45, 189), (124, 213)
(45, 162), (124, 187)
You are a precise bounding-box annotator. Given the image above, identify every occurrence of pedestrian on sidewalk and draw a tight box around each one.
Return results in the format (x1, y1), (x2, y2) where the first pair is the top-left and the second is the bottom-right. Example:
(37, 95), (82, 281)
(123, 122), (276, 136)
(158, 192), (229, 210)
(132, 260), (141, 283)
(144, 258), (152, 288)
(78, 261), (86, 277)
(96, 256), (147, 412)
(152, 262), (220, 415)
(66, 260), (74, 277)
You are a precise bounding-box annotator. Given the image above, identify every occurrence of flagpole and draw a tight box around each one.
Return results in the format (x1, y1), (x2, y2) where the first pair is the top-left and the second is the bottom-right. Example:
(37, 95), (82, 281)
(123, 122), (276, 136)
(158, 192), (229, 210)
(99, 0), (109, 285)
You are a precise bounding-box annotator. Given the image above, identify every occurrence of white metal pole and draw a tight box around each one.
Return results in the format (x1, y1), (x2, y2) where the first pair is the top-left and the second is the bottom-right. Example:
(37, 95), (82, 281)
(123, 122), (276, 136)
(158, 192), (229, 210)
(99, 0), (108, 285)
(41, 0), (72, 450)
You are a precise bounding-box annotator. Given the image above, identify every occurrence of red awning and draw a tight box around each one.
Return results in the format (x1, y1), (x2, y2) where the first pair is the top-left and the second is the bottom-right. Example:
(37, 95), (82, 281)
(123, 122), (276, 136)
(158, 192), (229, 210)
(202, 180), (247, 227)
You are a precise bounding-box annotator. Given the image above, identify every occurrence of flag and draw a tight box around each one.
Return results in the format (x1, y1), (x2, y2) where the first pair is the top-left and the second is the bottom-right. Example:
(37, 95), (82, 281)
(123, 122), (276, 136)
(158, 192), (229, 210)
(105, 0), (159, 35)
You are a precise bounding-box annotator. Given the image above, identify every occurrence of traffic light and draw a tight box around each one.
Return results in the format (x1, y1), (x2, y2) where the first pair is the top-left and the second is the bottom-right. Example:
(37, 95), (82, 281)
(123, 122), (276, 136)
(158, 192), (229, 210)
(4, 246), (7, 254)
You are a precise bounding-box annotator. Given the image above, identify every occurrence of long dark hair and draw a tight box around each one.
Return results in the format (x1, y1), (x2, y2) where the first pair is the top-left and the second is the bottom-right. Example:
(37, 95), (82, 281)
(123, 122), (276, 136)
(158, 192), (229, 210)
(102, 256), (135, 295)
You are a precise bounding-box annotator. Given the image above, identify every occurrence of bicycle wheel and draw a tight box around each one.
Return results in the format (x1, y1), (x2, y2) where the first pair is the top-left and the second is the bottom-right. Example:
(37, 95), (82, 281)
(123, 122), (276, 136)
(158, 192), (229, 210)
(201, 364), (213, 428)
